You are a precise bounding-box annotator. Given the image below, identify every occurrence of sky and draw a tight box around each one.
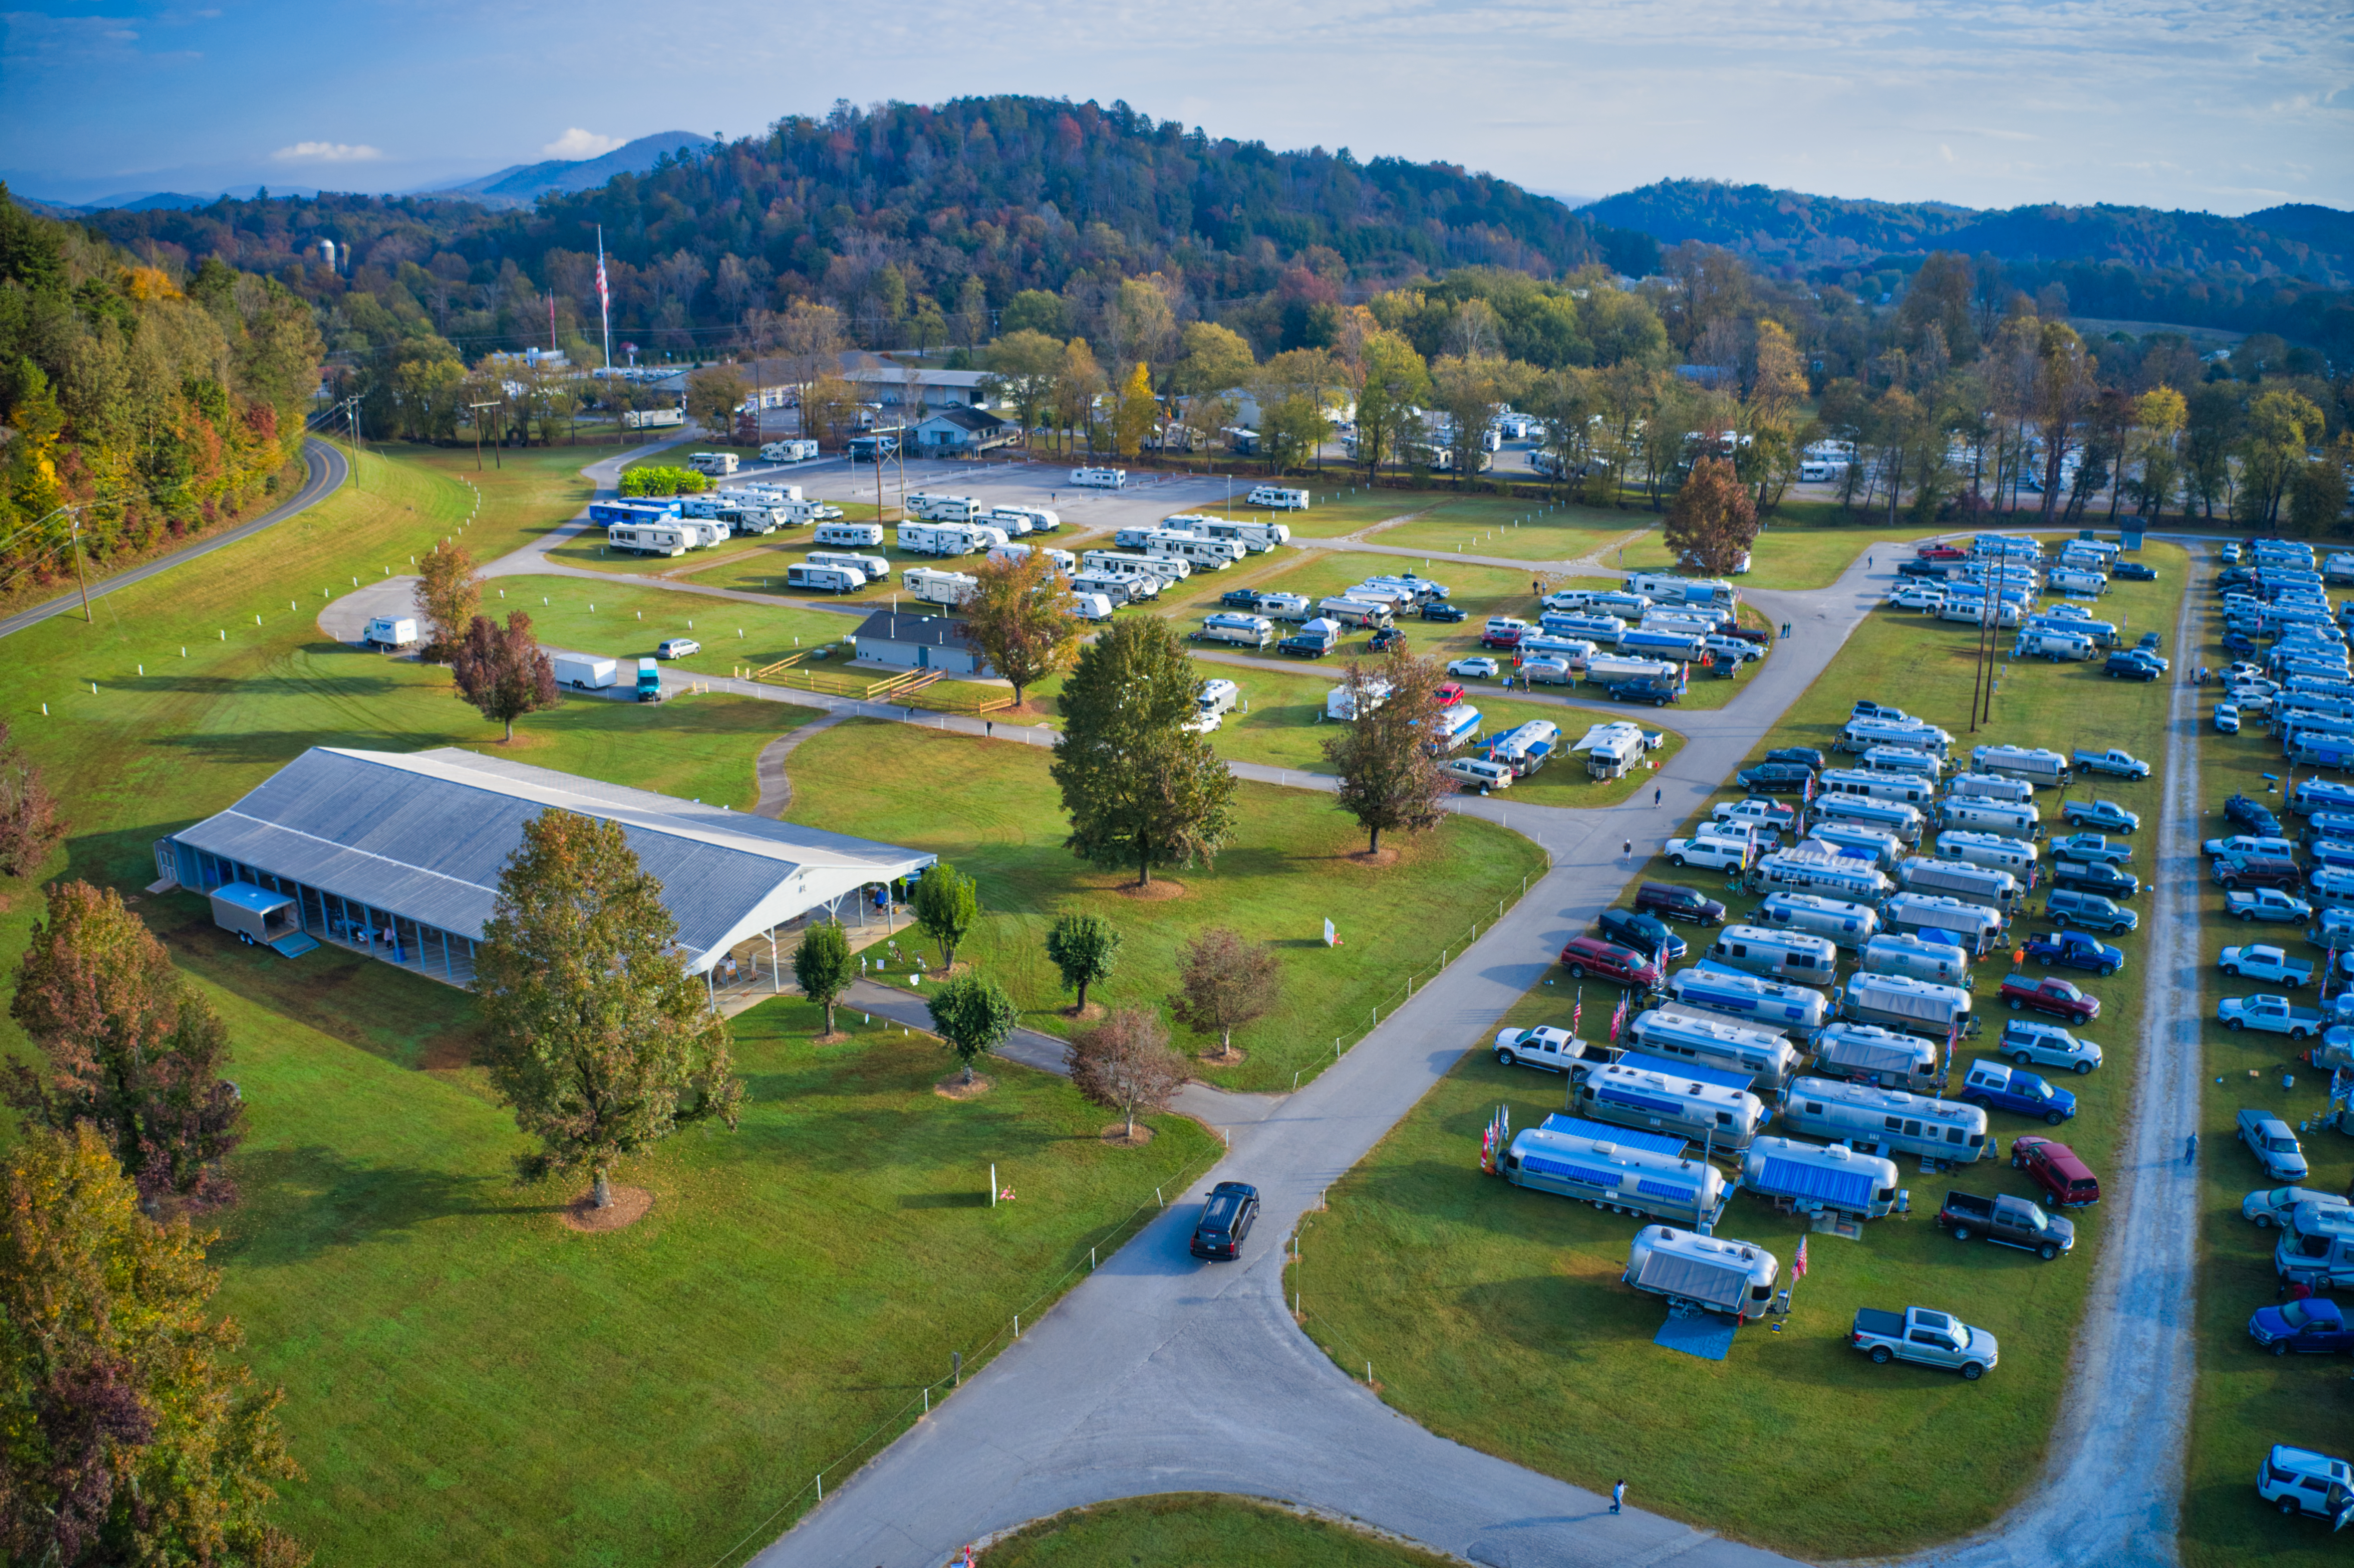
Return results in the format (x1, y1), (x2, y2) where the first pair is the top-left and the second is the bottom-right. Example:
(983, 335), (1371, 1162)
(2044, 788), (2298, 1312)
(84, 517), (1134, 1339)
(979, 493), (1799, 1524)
(3, 0), (2350, 214)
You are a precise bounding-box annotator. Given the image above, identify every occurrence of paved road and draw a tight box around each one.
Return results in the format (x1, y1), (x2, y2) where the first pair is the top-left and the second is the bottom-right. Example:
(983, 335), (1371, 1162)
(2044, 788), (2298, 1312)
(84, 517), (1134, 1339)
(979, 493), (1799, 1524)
(0, 436), (346, 640)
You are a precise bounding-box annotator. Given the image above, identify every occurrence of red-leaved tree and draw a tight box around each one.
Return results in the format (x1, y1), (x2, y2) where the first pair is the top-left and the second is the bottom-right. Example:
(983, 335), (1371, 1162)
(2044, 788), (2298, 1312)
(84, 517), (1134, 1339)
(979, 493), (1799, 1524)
(450, 611), (560, 742)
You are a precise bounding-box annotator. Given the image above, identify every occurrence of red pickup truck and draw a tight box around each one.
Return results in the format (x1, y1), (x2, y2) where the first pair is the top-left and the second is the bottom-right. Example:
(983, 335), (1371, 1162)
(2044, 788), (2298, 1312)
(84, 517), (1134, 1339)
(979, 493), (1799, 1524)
(1999, 972), (2101, 1023)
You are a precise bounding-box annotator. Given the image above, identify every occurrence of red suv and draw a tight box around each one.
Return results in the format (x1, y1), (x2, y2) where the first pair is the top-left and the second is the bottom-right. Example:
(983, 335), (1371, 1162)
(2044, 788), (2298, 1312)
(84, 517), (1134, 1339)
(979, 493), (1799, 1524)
(2011, 1136), (2101, 1206)
(1557, 937), (1662, 987)
(2213, 855), (2303, 891)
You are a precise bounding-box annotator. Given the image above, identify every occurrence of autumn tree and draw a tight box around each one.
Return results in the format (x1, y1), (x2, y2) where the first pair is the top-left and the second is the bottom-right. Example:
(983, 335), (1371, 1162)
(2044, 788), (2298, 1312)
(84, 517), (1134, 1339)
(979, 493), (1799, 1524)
(1351, 330), (1432, 477)
(792, 920), (854, 1036)
(911, 861), (979, 970)
(1112, 361), (1157, 458)
(413, 539), (482, 662)
(926, 972), (1017, 1087)
(685, 364), (750, 435)
(1067, 1009), (1187, 1141)
(5, 880), (244, 1211)
(2029, 321), (2099, 523)
(1664, 454), (1760, 577)
(2129, 386), (2187, 523)
(451, 610), (561, 742)
(958, 549), (1085, 708)
(473, 809), (742, 1208)
(1429, 351), (1532, 482)
(984, 329), (1065, 443)
(1051, 617), (1239, 888)
(0, 720), (67, 878)
(1052, 338), (1106, 454)
(1170, 322), (1255, 448)
(1167, 927), (1282, 1063)
(0, 1126), (309, 1568)
(1322, 648), (1451, 856)
(1044, 912), (1121, 1014)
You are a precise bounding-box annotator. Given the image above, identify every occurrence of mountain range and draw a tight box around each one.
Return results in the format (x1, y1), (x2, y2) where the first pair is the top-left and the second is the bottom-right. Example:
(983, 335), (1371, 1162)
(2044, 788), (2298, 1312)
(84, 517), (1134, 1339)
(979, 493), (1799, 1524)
(408, 131), (713, 208)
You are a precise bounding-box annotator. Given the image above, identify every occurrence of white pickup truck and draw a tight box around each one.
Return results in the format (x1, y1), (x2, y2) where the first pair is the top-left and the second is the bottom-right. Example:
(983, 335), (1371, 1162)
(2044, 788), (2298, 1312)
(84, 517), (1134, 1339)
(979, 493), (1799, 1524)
(1665, 836), (1749, 871)
(1849, 1306), (2000, 1380)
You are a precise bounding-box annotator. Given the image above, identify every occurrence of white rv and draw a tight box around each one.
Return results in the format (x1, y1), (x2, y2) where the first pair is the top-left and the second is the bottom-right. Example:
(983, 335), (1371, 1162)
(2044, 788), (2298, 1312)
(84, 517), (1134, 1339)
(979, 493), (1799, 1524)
(1196, 517), (1290, 552)
(905, 492), (985, 523)
(807, 550), (890, 580)
(814, 521), (886, 549)
(1573, 1062), (1768, 1153)
(1739, 1137), (1903, 1219)
(687, 451), (738, 476)
(1247, 485), (1310, 510)
(1082, 549), (1189, 585)
(900, 567), (980, 607)
(1777, 1077), (1993, 1164)
(606, 522), (690, 557)
(1622, 1226), (1781, 1322)
(987, 542), (1079, 575)
(1070, 467), (1127, 489)
(786, 563), (866, 594)
(1704, 925), (1838, 984)
(896, 522), (985, 557)
(758, 439), (819, 463)
(993, 505), (1060, 533)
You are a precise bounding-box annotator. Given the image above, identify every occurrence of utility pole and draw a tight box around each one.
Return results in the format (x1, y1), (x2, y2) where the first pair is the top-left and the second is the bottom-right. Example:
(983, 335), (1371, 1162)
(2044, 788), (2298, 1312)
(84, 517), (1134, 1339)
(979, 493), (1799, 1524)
(468, 401), (499, 470)
(69, 514), (92, 624)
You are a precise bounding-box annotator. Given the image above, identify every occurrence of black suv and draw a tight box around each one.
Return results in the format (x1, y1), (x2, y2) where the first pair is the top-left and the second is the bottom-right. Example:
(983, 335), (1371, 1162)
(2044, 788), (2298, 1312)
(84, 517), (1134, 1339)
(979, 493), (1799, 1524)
(1190, 1182), (1259, 1260)
(1635, 881), (1726, 926)
(1419, 601), (1467, 622)
(2104, 652), (2161, 681)
(1765, 747), (1825, 771)
(1598, 906), (1689, 962)
(1737, 761), (1817, 793)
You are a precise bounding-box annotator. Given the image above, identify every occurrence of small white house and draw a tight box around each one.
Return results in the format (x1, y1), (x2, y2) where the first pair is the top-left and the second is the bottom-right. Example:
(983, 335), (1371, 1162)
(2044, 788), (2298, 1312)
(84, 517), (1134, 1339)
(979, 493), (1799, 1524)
(912, 405), (1016, 454)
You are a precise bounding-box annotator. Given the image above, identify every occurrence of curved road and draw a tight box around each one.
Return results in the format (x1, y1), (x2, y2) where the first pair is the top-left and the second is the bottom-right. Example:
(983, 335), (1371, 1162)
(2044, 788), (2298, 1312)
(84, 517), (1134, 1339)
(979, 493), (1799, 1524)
(0, 436), (347, 640)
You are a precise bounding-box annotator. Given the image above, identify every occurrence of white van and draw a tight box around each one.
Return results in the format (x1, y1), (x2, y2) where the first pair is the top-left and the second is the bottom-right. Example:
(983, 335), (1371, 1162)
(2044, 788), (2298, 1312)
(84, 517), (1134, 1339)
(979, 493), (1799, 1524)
(814, 521), (885, 549)
(807, 550), (889, 580)
(1070, 467), (1126, 489)
(1706, 925), (1838, 984)
(1777, 1077), (1993, 1164)
(786, 563), (866, 594)
(1248, 485), (1310, 510)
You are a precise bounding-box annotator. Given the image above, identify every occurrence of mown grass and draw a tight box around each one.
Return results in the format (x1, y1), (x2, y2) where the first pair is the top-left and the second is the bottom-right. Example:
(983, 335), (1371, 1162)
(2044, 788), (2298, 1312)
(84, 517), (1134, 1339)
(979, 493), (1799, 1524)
(980, 1493), (1462, 1567)
(783, 720), (1548, 1092)
(2181, 546), (2354, 1568)
(1289, 544), (2190, 1558)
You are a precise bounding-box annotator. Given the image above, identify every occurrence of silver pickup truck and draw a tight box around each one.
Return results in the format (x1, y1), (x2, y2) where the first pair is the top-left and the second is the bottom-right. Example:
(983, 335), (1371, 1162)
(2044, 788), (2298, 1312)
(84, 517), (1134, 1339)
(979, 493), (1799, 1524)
(1850, 1306), (2001, 1380)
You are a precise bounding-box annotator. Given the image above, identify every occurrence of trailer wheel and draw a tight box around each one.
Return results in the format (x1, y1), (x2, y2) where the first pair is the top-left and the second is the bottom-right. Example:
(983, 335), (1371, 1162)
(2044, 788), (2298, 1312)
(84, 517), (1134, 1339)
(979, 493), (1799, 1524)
(1869, 1346), (1893, 1365)
(2255, 1213), (2275, 1228)
(1961, 1362), (1985, 1380)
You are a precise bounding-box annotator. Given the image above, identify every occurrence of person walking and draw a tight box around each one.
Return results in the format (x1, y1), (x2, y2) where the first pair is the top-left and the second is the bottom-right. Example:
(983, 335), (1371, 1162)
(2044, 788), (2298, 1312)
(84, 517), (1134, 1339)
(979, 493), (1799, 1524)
(1654, 787), (1663, 807)
(1622, 839), (1633, 862)
(2186, 1131), (2199, 1165)
(1611, 1480), (1626, 1515)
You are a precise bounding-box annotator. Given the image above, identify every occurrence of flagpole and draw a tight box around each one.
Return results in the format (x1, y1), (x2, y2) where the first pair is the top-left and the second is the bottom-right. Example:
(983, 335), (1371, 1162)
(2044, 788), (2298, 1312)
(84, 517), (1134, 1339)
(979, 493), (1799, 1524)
(596, 226), (613, 371)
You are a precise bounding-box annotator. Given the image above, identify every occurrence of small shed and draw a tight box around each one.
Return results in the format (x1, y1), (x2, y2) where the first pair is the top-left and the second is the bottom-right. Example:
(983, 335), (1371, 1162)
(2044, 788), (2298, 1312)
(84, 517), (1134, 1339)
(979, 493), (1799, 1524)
(912, 404), (1015, 454)
(209, 881), (311, 954)
(849, 610), (996, 676)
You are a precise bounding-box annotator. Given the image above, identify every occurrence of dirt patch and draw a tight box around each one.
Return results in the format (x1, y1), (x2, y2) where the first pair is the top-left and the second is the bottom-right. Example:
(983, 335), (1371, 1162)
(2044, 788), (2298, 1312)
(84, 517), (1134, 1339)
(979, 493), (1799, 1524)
(1198, 1045), (1249, 1067)
(1350, 508), (1436, 539)
(1346, 847), (1400, 868)
(810, 1030), (854, 1046)
(934, 1073), (996, 1100)
(1098, 1122), (1156, 1147)
(1114, 878), (1187, 902)
(418, 1025), (484, 1072)
(1064, 1002), (1106, 1022)
(561, 1184), (653, 1232)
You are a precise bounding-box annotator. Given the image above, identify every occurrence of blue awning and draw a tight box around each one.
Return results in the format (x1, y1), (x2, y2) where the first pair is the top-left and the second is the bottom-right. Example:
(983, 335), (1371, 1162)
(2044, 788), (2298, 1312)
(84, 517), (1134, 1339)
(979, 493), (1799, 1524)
(1616, 1051), (1754, 1092)
(1754, 1155), (1875, 1210)
(1541, 1114), (1687, 1156)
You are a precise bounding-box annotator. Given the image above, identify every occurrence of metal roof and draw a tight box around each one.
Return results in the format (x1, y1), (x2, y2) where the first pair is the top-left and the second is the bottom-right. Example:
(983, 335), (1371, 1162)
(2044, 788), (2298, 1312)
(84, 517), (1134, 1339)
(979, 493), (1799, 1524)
(1538, 1114), (1688, 1157)
(170, 748), (932, 969)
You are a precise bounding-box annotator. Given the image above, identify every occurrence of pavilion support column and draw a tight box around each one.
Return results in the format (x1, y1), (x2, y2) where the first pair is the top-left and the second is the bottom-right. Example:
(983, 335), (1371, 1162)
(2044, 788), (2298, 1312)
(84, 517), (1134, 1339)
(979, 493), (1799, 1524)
(769, 929), (779, 994)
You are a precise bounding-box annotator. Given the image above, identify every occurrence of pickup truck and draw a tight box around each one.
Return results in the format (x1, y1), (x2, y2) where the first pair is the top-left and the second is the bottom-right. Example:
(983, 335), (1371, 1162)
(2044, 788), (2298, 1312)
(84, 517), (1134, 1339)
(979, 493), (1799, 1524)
(2000, 973), (2101, 1023)
(2229, 887), (2315, 924)
(1712, 797), (1799, 836)
(2071, 747), (2152, 780)
(1937, 1190), (2076, 1259)
(2050, 860), (2140, 898)
(2225, 793), (2285, 835)
(2219, 994), (2326, 1039)
(2204, 833), (2297, 861)
(2241, 1110), (2311, 1182)
(1960, 1059), (2077, 1124)
(1665, 836), (1749, 871)
(1849, 1306), (2000, 1380)
(2220, 945), (2317, 987)
(2049, 832), (2130, 865)
(1999, 1018), (2104, 1075)
(1491, 1025), (1615, 1076)
(2061, 799), (2141, 833)
(2022, 930), (2124, 977)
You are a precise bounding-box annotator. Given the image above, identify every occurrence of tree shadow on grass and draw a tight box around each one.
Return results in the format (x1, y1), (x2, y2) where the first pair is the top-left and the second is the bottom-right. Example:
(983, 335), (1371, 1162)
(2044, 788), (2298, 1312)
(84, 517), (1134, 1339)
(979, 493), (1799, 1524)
(215, 1143), (558, 1270)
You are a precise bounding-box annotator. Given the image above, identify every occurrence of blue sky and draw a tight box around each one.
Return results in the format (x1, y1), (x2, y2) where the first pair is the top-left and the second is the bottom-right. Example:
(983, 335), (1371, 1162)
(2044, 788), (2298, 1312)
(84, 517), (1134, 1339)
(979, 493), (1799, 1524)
(4, 0), (2349, 212)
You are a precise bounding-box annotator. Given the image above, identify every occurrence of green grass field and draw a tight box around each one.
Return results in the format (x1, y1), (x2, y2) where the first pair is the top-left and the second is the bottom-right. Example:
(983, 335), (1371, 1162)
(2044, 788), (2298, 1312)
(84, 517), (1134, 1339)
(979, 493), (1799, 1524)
(980, 1494), (1461, 1567)
(1288, 545), (2190, 1558)
(2179, 548), (2354, 1568)
(785, 720), (1546, 1092)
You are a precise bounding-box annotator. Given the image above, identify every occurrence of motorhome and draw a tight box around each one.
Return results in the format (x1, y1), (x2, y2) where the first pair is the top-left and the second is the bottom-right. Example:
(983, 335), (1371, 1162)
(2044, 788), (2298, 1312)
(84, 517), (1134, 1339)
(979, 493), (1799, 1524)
(1861, 932), (1972, 987)
(813, 521), (886, 549)
(900, 567), (979, 608)
(1497, 1117), (1728, 1228)
(1706, 925), (1839, 984)
(1756, 892), (1881, 949)
(1622, 1226), (1780, 1322)
(1812, 1021), (1942, 1089)
(1573, 1062), (1769, 1153)
(1626, 1008), (1801, 1091)
(1842, 971), (1973, 1039)
(687, 451), (738, 476)
(1666, 963), (1832, 1037)
(1739, 1137), (1904, 1218)
(1777, 1077), (1993, 1164)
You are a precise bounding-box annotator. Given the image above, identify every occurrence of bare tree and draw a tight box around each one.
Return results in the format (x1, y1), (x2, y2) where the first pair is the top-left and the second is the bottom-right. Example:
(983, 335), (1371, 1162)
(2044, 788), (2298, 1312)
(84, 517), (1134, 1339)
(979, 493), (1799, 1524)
(1067, 1008), (1187, 1141)
(1167, 927), (1281, 1063)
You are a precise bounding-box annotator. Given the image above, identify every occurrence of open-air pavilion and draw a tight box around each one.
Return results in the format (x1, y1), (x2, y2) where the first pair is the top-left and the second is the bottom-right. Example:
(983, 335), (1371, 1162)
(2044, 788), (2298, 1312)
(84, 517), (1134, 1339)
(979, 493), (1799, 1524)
(155, 747), (934, 1003)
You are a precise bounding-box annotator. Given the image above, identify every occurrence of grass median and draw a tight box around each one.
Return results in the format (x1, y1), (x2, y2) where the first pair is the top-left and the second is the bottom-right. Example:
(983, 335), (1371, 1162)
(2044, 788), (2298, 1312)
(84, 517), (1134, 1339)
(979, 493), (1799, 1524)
(1287, 544), (2189, 1558)
(979, 1493), (1460, 1566)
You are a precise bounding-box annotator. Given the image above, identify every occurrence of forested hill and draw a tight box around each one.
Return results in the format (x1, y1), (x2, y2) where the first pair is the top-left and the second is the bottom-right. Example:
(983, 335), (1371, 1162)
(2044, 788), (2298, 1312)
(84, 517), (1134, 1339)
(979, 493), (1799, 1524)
(69, 96), (1657, 346)
(1585, 179), (2353, 284)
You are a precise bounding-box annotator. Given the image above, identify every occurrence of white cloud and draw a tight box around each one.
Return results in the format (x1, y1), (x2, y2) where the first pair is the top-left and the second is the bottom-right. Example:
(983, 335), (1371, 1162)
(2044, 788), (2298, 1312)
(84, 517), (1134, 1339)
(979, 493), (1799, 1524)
(543, 128), (623, 159)
(271, 141), (384, 163)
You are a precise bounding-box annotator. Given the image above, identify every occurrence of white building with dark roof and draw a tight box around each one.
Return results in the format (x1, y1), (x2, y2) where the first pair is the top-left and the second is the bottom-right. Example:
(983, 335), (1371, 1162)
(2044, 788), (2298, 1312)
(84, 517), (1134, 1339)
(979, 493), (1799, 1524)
(155, 747), (932, 988)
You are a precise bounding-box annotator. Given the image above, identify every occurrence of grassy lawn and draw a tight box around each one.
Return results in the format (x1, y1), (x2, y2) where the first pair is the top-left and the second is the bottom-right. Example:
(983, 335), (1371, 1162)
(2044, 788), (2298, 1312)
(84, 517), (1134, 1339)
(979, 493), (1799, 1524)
(783, 720), (1548, 1093)
(980, 1494), (1460, 1567)
(1288, 544), (2190, 1559)
(2180, 549), (2354, 1568)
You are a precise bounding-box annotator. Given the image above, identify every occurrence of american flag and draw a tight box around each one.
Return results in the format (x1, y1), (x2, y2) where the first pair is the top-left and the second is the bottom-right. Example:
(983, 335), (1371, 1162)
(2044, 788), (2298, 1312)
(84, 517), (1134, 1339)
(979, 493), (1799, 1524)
(1571, 987), (1583, 1036)
(596, 252), (610, 313)
(1608, 992), (1630, 1042)
(1793, 1233), (1810, 1281)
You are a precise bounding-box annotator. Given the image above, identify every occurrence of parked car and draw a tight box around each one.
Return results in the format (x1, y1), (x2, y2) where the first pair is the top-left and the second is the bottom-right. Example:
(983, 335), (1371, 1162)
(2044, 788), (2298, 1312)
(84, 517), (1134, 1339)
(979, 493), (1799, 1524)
(1960, 1059), (2077, 1124)
(2257, 1445), (2354, 1528)
(2072, 747), (2151, 779)
(2226, 794), (2285, 834)
(1189, 1181), (1260, 1260)
(2229, 887), (2315, 925)
(1418, 601), (1467, 622)
(2062, 799), (2142, 834)
(1368, 626), (1405, 651)
(2051, 832), (2131, 865)
(2104, 652), (2162, 681)
(1448, 656), (1501, 679)
(2052, 860), (2141, 898)
(1665, 836), (1749, 871)
(2222, 631), (2259, 654)
(2216, 856), (2304, 892)
(1764, 747), (1826, 770)
(1711, 798), (1797, 838)
(2219, 995), (2325, 1039)
(2221, 946), (2317, 987)
(1737, 761), (1818, 793)
(2046, 889), (2140, 933)
(2023, 930), (2124, 977)
(1851, 701), (1910, 722)
(1999, 1019), (2103, 1075)
(1598, 907), (1688, 962)
(655, 637), (701, 659)
(1635, 882), (1726, 926)
(2217, 703), (2242, 734)
(1218, 588), (1264, 609)
(1937, 1190), (2075, 1259)
(2205, 834), (2297, 861)
(1849, 1307), (1999, 1380)
(1557, 936), (1663, 987)
(2010, 1136), (2102, 1205)
(2243, 1187), (2349, 1228)
(2001, 974), (2100, 1022)
(2239, 1109), (2311, 1182)
(2251, 1297), (2354, 1356)
(2112, 561), (2157, 582)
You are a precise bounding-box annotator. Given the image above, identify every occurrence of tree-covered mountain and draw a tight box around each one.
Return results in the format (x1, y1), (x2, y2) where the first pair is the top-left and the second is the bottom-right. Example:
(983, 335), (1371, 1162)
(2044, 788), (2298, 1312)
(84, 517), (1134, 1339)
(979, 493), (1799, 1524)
(1585, 179), (2353, 285)
(416, 131), (714, 209)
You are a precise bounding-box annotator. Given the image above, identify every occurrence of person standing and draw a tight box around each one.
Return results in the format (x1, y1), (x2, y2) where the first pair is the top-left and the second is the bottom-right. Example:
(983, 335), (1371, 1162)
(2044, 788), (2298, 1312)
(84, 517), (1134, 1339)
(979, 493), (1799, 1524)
(1611, 1480), (1626, 1515)
(1622, 839), (1633, 862)
(1653, 787), (1663, 807)
(2186, 1131), (2199, 1165)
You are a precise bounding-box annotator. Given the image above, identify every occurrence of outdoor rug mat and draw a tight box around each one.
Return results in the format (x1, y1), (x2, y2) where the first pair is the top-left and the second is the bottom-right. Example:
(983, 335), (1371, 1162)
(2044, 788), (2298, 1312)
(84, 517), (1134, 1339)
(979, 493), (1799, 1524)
(1653, 1313), (1737, 1360)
